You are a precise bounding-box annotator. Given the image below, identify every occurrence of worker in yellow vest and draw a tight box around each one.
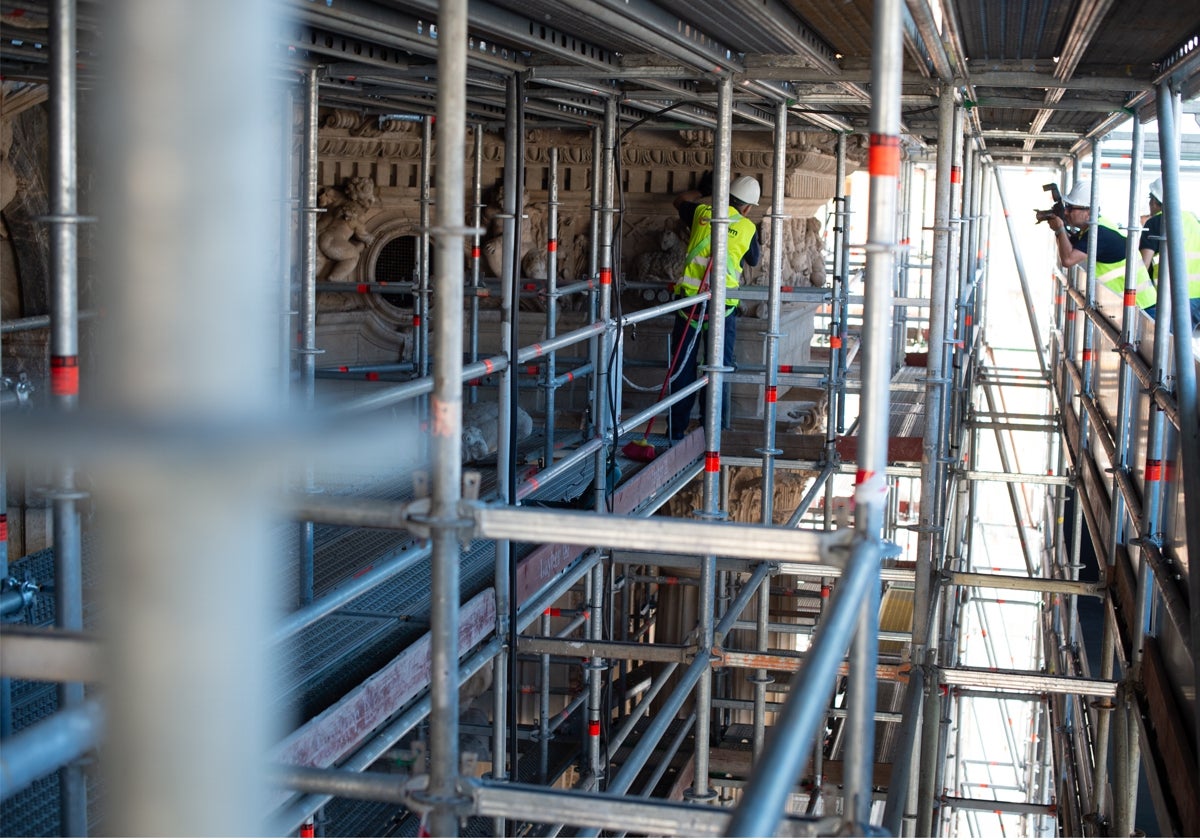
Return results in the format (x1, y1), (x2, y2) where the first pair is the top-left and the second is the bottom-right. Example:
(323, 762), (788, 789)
(1139, 177), (1200, 331)
(667, 175), (761, 441)
(1047, 180), (1156, 317)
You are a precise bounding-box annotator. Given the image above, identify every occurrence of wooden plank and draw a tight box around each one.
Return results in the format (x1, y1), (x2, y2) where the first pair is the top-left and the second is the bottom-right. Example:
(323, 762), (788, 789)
(721, 430), (826, 461)
(1142, 638), (1200, 835)
(516, 540), (590, 605)
(835, 435), (925, 464)
(668, 756), (695, 801)
(610, 426), (705, 514)
(270, 588), (496, 773)
(725, 431), (925, 464)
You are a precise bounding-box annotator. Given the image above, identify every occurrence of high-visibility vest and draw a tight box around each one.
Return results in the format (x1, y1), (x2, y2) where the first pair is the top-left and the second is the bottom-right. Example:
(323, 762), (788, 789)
(1147, 210), (1200, 300)
(1093, 217), (1156, 310)
(672, 204), (757, 320)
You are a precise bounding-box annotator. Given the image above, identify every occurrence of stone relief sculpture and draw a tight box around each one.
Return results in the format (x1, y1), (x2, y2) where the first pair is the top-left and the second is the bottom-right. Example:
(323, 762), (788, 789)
(462, 401), (532, 463)
(783, 386), (830, 434)
(659, 467), (818, 525)
(739, 216), (827, 311)
(478, 182), (562, 311)
(633, 219), (686, 286)
(317, 175), (379, 282)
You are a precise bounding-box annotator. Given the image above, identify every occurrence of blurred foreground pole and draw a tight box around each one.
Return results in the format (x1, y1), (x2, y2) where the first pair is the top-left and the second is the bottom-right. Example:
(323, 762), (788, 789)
(98, 1), (283, 834)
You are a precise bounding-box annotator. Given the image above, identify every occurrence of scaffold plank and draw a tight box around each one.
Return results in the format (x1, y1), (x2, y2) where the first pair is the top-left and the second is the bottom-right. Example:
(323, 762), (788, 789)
(268, 589), (495, 789)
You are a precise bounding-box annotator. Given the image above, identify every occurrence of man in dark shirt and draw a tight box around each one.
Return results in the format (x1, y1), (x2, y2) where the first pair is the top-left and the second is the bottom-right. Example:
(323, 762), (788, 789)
(1046, 179), (1156, 317)
(1046, 181), (1127, 268)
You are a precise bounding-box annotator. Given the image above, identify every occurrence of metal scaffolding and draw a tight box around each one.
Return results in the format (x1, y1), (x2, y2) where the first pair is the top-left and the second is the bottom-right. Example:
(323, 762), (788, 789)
(2, 0), (1199, 838)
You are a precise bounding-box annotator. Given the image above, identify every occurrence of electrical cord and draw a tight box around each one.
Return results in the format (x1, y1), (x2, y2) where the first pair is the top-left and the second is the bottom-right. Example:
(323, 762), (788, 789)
(620, 301), (707, 391)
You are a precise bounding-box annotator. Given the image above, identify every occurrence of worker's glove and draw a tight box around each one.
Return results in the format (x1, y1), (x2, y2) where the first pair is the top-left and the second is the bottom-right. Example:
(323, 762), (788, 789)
(696, 169), (713, 197)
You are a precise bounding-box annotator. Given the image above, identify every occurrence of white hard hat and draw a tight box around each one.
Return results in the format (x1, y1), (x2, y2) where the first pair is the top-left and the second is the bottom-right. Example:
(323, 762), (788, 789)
(729, 175), (761, 206)
(1149, 178), (1163, 203)
(1063, 180), (1093, 208)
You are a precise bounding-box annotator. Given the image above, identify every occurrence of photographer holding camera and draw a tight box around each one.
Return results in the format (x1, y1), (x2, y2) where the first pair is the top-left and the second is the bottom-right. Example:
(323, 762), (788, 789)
(1046, 180), (1157, 318)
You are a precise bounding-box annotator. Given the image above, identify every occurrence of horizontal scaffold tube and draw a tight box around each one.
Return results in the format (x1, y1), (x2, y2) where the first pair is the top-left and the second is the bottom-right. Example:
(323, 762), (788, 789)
(940, 666), (1117, 697)
(517, 636), (691, 663)
(0, 699), (104, 802)
(516, 319), (607, 364)
(941, 795), (1056, 816)
(947, 571), (1104, 596)
(471, 505), (843, 564)
(616, 378), (707, 438)
(266, 765), (842, 837)
(333, 354), (508, 415)
(516, 436), (605, 500)
(269, 542), (432, 645)
(609, 549), (915, 583)
(620, 289), (711, 326)
(959, 469), (1072, 486)
(0, 626), (100, 684)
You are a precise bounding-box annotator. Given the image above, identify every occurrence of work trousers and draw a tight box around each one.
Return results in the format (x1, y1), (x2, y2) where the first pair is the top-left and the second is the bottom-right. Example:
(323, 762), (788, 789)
(1142, 297), (1200, 331)
(668, 308), (736, 440)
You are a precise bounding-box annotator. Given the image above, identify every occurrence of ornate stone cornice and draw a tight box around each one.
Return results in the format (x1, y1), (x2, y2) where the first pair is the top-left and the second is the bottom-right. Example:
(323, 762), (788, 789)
(316, 108), (867, 171)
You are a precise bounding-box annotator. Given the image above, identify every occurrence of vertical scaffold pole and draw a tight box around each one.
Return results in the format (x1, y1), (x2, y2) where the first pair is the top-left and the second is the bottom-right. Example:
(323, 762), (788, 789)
(426, 1), (468, 832)
(753, 100), (788, 759)
(1111, 116), (1145, 838)
(894, 82), (955, 840)
(586, 96), (618, 787)
(418, 115), (433, 378)
(48, 0), (86, 831)
(688, 74), (733, 805)
(837, 139), (853, 437)
(895, 157), (913, 369)
(470, 125), (484, 404)
(847, 0), (903, 826)
(297, 68), (319, 607)
(825, 133), (848, 532)
(1083, 146), (1122, 824)
(1155, 79), (1200, 772)
(544, 148), (560, 469)
(493, 72), (521, 826)
(916, 83), (955, 840)
(943, 104), (965, 481)
(278, 86), (295, 409)
(99, 1), (280, 832)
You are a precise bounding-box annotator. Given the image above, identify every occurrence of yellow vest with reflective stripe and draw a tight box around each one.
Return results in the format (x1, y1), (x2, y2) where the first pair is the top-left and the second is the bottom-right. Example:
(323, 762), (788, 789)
(672, 204), (756, 309)
(1093, 217), (1155, 310)
(1147, 210), (1200, 300)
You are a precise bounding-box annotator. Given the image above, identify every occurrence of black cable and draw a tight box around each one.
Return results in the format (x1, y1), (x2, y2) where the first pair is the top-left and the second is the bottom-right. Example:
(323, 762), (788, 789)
(605, 120), (627, 514)
(505, 71), (527, 825)
(620, 101), (690, 140)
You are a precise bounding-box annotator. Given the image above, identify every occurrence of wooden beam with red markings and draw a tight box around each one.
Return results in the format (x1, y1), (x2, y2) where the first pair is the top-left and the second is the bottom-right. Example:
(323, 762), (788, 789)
(269, 588), (496, 780)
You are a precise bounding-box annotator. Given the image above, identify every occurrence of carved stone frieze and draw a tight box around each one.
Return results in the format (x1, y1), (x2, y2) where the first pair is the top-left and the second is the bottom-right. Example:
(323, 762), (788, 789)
(657, 466), (819, 525)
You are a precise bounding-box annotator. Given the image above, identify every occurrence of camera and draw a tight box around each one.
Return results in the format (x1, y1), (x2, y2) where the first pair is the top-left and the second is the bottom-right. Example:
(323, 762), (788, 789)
(1034, 183), (1065, 225)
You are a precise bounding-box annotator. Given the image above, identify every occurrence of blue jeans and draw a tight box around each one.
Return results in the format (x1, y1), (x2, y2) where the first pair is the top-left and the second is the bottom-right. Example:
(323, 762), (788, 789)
(668, 307), (737, 440)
